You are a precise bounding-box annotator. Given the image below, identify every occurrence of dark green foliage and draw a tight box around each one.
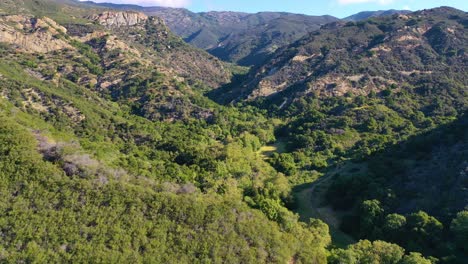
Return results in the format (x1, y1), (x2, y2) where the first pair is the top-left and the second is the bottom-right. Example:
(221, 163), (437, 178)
(328, 240), (433, 264)
(0, 113), (331, 263)
(383, 214), (407, 242)
(270, 153), (298, 176)
(0, 2), (466, 263)
(406, 211), (444, 252)
(325, 115), (467, 261)
(400, 253), (433, 264)
(69, 40), (103, 75)
(451, 211), (468, 252)
(359, 200), (384, 238)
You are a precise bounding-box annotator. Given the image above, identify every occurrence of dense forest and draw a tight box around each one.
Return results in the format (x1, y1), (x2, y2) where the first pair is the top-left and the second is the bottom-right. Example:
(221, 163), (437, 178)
(0, 0), (466, 263)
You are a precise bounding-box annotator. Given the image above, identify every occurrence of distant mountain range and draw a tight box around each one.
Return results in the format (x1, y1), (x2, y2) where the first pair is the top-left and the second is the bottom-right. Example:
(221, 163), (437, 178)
(81, 1), (411, 66)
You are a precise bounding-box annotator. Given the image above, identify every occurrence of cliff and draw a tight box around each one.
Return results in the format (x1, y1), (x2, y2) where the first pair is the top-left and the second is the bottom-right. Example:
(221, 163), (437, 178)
(87, 11), (148, 27)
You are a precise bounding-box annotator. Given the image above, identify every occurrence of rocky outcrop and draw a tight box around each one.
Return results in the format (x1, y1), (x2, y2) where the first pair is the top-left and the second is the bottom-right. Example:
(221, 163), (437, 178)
(88, 11), (148, 27)
(0, 15), (73, 53)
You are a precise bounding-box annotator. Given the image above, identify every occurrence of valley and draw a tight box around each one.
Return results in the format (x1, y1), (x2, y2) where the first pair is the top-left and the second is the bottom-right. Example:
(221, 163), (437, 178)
(0, 0), (466, 263)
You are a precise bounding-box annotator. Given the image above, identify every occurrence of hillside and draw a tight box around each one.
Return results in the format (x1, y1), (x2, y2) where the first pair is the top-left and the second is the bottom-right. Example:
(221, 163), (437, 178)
(84, 1), (338, 66)
(0, 0), (235, 120)
(344, 9), (412, 21)
(0, 1), (335, 262)
(219, 7), (466, 104)
(325, 115), (467, 259)
(209, 6), (467, 262)
(85, 10), (232, 88)
(0, 0), (466, 263)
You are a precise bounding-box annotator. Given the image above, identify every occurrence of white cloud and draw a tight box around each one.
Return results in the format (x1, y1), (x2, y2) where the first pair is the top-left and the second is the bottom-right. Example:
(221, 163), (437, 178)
(338, 0), (395, 5)
(82, 0), (191, 8)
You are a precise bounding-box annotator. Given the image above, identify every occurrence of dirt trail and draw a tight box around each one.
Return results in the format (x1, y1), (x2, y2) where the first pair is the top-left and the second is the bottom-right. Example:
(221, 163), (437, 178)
(294, 175), (355, 248)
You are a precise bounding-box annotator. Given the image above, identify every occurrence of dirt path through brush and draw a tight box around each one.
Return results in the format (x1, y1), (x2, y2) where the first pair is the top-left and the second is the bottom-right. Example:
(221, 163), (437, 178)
(293, 175), (355, 247)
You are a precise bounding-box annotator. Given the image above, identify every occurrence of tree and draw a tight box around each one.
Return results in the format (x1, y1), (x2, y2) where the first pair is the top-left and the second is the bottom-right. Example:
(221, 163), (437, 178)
(399, 252), (433, 264)
(384, 214), (406, 232)
(451, 210), (468, 252)
(329, 240), (404, 264)
(383, 213), (407, 242)
(271, 153), (297, 176)
(360, 200), (384, 238)
(407, 211), (443, 251)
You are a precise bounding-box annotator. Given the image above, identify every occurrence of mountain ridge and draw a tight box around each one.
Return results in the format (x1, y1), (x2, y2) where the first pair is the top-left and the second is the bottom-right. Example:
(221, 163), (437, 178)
(81, 1), (339, 66)
(0, 1), (466, 263)
(79, 1), (441, 66)
(215, 6), (467, 105)
(344, 9), (412, 21)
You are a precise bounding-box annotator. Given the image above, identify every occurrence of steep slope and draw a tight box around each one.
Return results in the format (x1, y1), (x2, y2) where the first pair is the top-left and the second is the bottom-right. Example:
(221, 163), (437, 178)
(142, 10), (338, 66)
(223, 7), (466, 104)
(1, 1), (232, 88)
(86, 10), (232, 88)
(207, 14), (338, 66)
(0, 5), (234, 121)
(217, 7), (466, 262)
(327, 115), (468, 218)
(326, 115), (468, 259)
(0, 15), (73, 53)
(82, 1), (338, 66)
(0, 3), (333, 262)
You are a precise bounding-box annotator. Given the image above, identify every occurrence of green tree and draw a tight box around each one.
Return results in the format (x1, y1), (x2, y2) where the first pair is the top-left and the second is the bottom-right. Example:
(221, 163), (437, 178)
(383, 213), (407, 242)
(360, 200), (384, 238)
(271, 153), (297, 176)
(451, 210), (468, 252)
(407, 211), (443, 251)
(329, 240), (405, 264)
(399, 252), (433, 264)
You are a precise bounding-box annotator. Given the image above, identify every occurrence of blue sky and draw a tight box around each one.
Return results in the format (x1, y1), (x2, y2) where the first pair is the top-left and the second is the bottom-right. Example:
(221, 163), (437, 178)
(84, 0), (468, 18)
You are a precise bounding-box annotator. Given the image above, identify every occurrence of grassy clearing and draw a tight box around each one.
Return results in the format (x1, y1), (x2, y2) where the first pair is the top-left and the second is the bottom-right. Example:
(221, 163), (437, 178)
(292, 171), (356, 248)
(258, 140), (287, 159)
(257, 135), (355, 247)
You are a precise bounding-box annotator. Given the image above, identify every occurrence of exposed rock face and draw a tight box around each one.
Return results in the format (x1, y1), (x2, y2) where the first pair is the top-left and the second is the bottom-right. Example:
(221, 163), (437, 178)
(88, 11), (148, 27)
(0, 15), (73, 53)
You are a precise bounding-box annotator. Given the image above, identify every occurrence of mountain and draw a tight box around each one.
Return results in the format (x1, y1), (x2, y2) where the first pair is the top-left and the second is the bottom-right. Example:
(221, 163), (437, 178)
(0, 0), (237, 120)
(0, 0), (335, 262)
(206, 6), (467, 261)
(86, 11), (232, 87)
(344, 9), (412, 21)
(0, 1), (466, 263)
(1, 1), (232, 87)
(83, 1), (339, 66)
(219, 7), (466, 105)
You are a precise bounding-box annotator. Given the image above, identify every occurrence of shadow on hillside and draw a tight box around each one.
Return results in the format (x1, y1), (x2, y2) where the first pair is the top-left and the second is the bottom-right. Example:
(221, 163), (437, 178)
(205, 72), (252, 105)
(325, 114), (467, 221)
(291, 114), (467, 248)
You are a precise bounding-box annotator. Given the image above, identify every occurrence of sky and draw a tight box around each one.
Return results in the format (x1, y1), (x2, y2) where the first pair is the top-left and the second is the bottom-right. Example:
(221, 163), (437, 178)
(82, 0), (468, 18)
